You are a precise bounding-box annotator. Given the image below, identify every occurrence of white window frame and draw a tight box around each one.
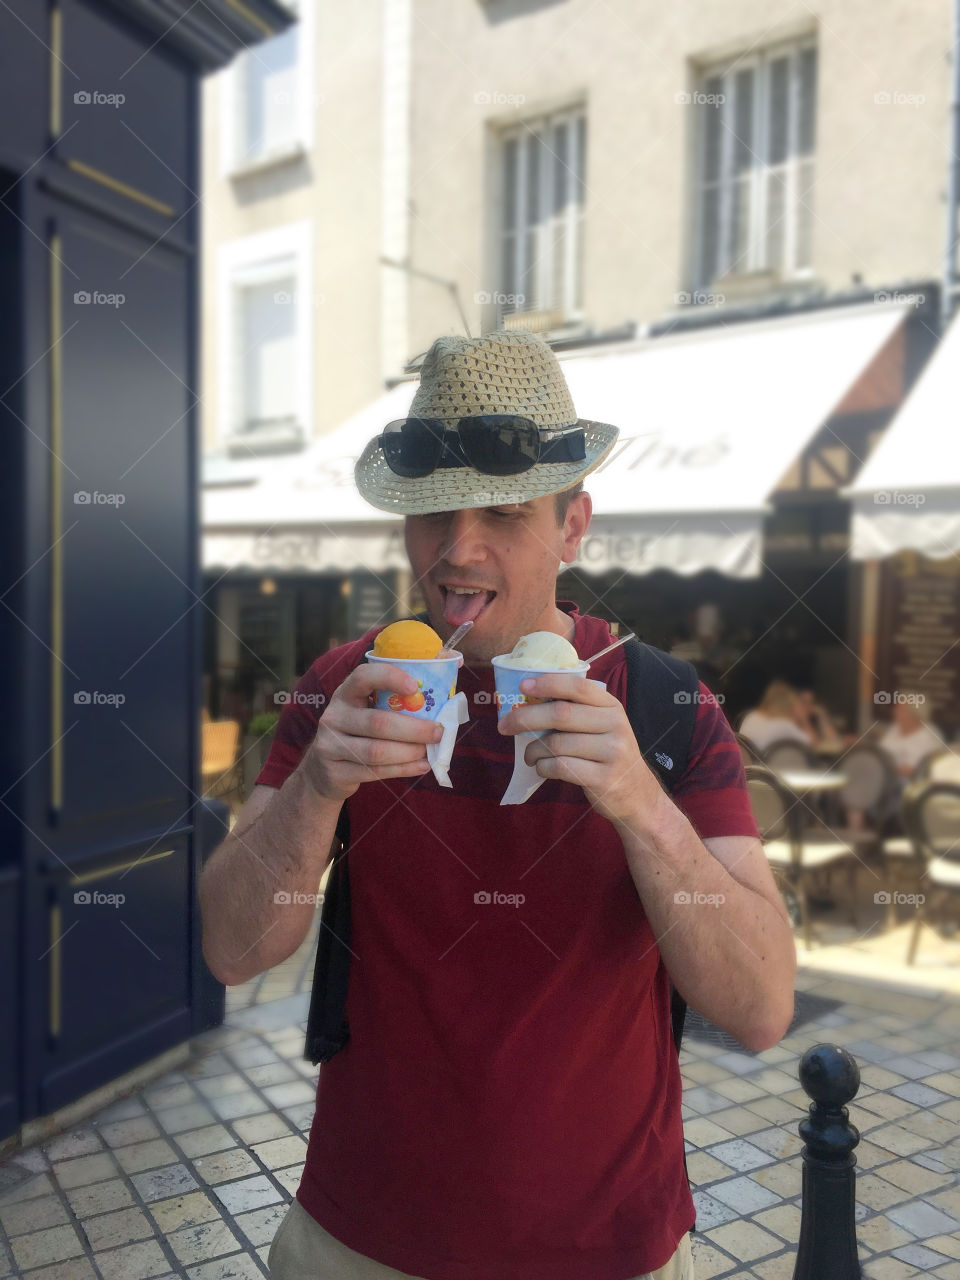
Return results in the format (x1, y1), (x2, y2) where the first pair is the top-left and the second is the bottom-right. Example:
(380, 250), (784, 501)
(693, 37), (816, 292)
(497, 105), (586, 325)
(216, 222), (313, 451)
(218, 0), (315, 179)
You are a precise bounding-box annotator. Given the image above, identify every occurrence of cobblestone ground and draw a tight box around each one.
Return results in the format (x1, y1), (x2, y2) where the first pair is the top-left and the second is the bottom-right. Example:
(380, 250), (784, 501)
(0, 912), (958, 1280)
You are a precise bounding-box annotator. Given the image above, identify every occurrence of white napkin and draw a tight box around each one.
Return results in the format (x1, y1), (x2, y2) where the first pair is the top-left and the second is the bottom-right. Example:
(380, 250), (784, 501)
(426, 691), (469, 788)
(499, 678), (608, 805)
(500, 730), (549, 805)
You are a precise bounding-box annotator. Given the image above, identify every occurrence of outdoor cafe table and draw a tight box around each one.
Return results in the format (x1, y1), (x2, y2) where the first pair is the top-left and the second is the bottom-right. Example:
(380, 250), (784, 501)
(780, 769), (848, 830)
(780, 770), (848, 794)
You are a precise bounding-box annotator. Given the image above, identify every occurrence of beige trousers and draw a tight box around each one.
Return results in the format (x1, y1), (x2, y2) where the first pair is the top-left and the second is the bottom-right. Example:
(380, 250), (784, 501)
(268, 1198), (694, 1280)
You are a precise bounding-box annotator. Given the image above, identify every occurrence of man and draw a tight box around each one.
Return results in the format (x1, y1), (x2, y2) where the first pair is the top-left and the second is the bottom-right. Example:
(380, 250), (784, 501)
(200, 332), (796, 1280)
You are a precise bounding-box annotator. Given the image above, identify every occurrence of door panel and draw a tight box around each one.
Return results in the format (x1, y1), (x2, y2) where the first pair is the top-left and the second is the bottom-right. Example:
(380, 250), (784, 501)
(53, 206), (194, 836)
(0, 0), (48, 172)
(0, 869), (21, 1140)
(39, 840), (192, 1113)
(57, 0), (193, 223)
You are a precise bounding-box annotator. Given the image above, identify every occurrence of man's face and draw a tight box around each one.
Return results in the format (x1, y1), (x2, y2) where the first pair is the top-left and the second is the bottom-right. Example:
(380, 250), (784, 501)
(403, 493), (591, 664)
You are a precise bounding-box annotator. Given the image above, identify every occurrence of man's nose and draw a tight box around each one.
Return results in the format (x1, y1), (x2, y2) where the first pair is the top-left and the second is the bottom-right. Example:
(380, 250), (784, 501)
(441, 509), (488, 564)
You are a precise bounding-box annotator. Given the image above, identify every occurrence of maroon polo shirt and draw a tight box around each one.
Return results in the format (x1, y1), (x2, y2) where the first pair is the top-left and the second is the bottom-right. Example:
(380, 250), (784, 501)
(256, 604), (759, 1280)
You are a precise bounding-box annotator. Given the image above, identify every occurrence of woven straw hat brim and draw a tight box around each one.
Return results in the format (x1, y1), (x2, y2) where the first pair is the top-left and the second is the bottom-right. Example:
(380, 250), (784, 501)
(355, 419), (619, 515)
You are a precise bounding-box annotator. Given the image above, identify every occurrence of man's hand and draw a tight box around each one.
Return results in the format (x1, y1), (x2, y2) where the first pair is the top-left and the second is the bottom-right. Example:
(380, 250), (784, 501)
(498, 675), (663, 827)
(300, 663), (443, 804)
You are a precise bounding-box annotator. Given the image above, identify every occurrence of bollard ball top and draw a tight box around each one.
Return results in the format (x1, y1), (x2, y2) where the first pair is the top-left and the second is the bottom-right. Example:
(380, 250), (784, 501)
(798, 1043), (860, 1105)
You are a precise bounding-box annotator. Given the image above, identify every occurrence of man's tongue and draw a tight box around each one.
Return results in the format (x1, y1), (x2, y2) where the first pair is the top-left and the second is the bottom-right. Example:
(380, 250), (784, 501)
(442, 589), (493, 627)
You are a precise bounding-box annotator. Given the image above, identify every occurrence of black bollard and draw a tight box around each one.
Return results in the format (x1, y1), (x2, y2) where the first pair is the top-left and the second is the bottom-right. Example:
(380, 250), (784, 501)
(793, 1044), (862, 1280)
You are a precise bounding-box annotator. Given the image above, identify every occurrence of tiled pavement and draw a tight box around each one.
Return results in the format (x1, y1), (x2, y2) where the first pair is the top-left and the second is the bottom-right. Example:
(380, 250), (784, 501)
(1, 916), (959, 1279)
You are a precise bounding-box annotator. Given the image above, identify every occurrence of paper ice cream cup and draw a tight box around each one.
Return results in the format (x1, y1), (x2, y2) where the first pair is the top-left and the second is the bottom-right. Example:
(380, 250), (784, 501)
(366, 651), (463, 721)
(491, 655), (590, 721)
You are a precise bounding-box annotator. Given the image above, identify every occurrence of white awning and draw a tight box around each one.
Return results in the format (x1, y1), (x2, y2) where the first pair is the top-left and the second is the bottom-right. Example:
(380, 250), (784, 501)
(203, 381), (413, 574)
(204, 526), (409, 575)
(203, 301), (909, 578)
(203, 379), (416, 529)
(564, 301), (910, 576)
(846, 315), (960, 561)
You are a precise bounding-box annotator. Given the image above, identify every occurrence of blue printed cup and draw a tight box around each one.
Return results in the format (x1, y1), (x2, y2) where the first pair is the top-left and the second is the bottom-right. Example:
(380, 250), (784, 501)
(490, 654), (590, 721)
(365, 651), (463, 721)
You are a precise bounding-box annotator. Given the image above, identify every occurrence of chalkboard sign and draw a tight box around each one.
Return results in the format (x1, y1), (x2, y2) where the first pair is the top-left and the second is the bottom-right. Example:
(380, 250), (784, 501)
(348, 573), (398, 639)
(877, 552), (960, 735)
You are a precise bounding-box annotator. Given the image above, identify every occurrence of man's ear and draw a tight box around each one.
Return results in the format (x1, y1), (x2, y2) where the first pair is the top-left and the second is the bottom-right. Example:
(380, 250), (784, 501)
(560, 490), (592, 564)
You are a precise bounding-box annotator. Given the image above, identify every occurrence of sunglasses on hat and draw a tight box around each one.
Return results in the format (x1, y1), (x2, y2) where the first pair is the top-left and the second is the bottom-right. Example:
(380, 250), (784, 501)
(379, 415), (586, 479)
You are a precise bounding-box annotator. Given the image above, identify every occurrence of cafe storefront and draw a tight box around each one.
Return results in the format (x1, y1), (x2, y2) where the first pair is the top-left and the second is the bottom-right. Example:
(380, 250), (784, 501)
(846, 313), (960, 740)
(202, 294), (935, 733)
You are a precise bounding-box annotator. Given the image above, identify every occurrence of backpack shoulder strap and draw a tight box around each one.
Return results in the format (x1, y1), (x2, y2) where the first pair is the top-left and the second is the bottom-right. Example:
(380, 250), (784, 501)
(302, 645), (373, 1066)
(621, 638), (700, 1059)
(622, 638), (700, 795)
(304, 805), (352, 1064)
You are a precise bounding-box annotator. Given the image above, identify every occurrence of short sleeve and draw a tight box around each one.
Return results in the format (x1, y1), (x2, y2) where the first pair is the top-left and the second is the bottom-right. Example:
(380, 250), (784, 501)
(254, 664), (328, 789)
(253, 632), (379, 790)
(670, 683), (760, 841)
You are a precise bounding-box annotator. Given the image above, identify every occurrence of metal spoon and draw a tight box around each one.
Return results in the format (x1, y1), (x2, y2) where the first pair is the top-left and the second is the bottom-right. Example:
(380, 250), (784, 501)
(584, 631), (636, 666)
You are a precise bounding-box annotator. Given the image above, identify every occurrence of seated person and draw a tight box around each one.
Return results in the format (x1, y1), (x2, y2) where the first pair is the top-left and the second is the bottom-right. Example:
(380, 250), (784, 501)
(795, 689), (843, 750)
(879, 697), (942, 778)
(739, 680), (814, 755)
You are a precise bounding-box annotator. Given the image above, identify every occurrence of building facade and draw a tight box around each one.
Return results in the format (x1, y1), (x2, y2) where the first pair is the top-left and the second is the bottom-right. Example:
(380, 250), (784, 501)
(404, 0), (948, 359)
(200, 0), (958, 738)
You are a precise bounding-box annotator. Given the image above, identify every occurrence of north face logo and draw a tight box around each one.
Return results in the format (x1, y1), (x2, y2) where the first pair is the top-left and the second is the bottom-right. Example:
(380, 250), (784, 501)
(654, 751), (674, 771)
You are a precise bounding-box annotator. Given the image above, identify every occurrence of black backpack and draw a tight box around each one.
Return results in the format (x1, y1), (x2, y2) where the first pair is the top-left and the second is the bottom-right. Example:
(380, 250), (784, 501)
(305, 637), (701, 1065)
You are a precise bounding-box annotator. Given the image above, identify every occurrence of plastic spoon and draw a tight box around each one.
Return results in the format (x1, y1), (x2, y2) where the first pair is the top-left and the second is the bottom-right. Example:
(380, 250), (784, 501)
(585, 631), (636, 666)
(439, 620), (474, 656)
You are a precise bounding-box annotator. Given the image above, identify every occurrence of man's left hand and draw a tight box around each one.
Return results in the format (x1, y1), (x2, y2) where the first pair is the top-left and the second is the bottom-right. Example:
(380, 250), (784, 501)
(498, 675), (664, 827)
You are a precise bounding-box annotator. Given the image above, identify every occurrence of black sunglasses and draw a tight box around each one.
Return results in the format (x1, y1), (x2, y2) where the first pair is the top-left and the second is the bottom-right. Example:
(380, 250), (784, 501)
(379, 415), (586, 479)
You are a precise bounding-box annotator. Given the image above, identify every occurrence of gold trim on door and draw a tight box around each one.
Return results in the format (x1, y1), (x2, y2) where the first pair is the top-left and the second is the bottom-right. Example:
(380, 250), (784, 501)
(50, 6), (62, 138)
(70, 848), (175, 887)
(50, 234), (64, 813)
(224, 0), (275, 38)
(49, 905), (62, 1037)
(66, 160), (176, 218)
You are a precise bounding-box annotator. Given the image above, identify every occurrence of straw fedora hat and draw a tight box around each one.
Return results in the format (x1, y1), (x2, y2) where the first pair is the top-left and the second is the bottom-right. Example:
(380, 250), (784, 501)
(354, 331), (619, 514)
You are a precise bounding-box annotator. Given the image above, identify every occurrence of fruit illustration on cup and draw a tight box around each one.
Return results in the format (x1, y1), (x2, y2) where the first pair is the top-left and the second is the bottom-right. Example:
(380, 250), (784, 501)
(388, 685), (427, 713)
(367, 622), (460, 721)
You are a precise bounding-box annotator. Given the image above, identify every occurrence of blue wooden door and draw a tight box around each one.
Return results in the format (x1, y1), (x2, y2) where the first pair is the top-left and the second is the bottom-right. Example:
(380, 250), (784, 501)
(15, 2), (203, 1122)
(0, 0), (292, 1138)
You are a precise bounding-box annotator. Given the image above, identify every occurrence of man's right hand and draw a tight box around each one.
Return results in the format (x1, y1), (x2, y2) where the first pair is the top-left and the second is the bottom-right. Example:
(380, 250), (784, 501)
(299, 663), (443, 804)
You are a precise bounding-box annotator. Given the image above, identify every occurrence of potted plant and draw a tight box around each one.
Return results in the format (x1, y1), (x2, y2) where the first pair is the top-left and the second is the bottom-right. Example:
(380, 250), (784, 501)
(243, 711), (280, 797)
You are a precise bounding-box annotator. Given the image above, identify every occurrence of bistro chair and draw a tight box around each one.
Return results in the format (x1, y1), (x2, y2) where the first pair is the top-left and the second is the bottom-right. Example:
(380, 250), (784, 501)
(201, 718), (242, 798)
(879, 780), (927, 930)
(744, 765), (800, 928)
(834, 742), (900, 853)
(745, 765), (859, 951)
(906, 782), (960, 964)
(763, 738), (818, 774)
(736, 734), (763, 767)
(915, 750), (960, 785)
